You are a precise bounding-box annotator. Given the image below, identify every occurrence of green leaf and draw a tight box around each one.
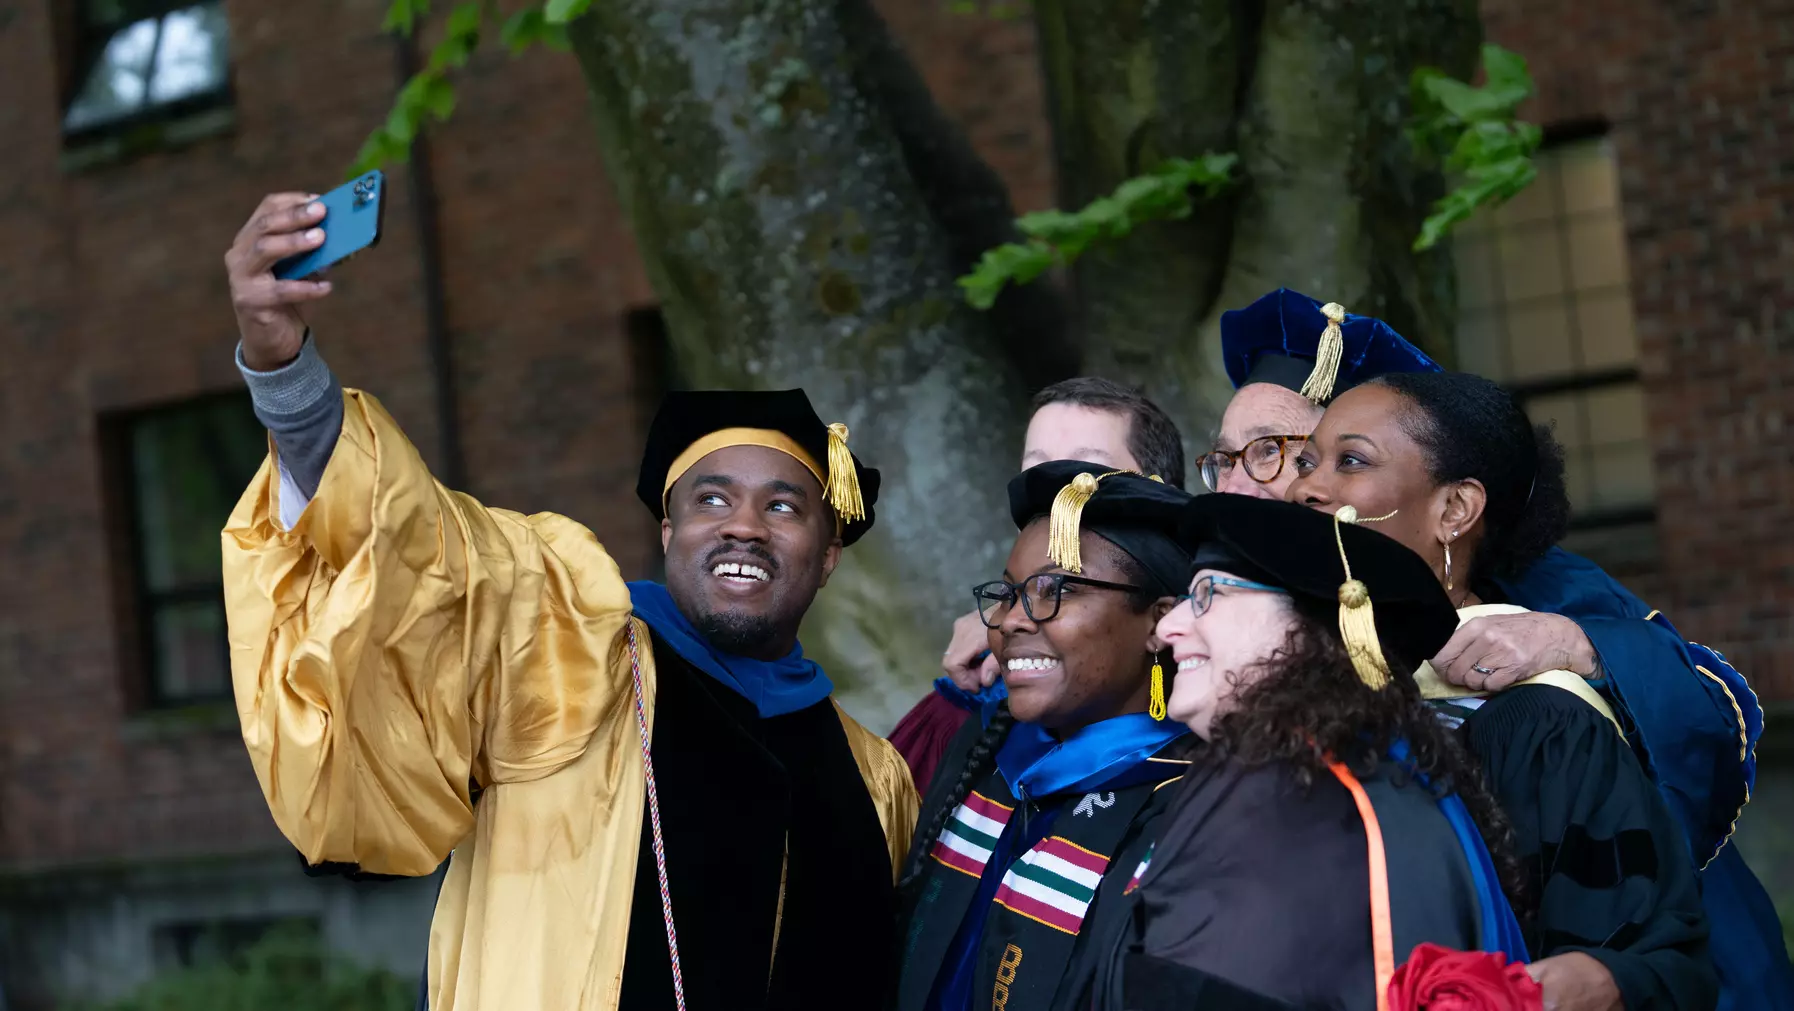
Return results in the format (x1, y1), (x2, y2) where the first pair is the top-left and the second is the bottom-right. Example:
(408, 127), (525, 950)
(959, 242), (1056, 310)
(958, 151), (1237, 308)
(544, 0), (592, 24)
(422, 74), (457, 120)
(444, 0), (483, 41)
(385, 100), (419, 144)
(382, 0), (431, 36)
(1406, 44), (1542, 250)
(502, 8), (545, 53)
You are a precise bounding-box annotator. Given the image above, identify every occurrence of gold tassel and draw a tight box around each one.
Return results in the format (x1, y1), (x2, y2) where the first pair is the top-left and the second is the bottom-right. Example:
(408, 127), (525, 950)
(1149, 655), (1167, 720)
(1048, 471), (1103, 573)
(1332, 504), (1399, 690)
(825, 423), (866, 524)
(1299, 302), (1348, 404)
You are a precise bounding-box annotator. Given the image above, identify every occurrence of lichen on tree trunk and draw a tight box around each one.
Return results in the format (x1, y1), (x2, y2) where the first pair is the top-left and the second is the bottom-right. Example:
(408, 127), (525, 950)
(563, 0), (1065, 725)
(557, 0), (1482, 728)
(1037, 0), (1480, 446)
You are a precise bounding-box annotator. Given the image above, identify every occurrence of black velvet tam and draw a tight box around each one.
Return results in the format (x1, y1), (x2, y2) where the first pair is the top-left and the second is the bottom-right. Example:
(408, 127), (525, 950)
(1008, 460), (1195, 596)
(636, 389), (881, 546)
(1176, 495), (1460, 665)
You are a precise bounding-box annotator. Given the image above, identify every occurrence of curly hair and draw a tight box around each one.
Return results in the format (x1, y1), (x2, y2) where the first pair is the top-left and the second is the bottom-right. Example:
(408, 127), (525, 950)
(1201, 594), (1533, 919)
(1368, 371), (1570, 584)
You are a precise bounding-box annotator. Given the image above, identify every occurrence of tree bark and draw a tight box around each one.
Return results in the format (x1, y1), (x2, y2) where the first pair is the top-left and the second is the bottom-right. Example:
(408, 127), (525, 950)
(563, 0), (1066, 723)
(1038, 0), (1479, 444)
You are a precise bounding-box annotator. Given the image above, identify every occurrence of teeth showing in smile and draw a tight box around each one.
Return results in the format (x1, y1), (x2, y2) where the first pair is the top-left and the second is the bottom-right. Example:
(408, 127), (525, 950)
(1006, 657), (1060, 672)
(712, 562), (771, 582)
(1177, 657), (1208, 673)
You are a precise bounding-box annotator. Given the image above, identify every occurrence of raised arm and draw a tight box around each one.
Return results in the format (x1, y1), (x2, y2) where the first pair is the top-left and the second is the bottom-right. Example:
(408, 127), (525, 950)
(221, 195), (633, 877)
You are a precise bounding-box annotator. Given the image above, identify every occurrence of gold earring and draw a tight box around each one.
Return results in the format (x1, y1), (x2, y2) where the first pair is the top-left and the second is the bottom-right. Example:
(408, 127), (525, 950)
(1443, 539), (1453, 592)
(1149, 653), (1167, 720)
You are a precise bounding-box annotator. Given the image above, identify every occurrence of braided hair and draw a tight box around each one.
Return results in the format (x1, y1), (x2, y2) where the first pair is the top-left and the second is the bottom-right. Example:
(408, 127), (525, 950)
(899, 701), (1016, 892)
(898, 544), (1165, 893)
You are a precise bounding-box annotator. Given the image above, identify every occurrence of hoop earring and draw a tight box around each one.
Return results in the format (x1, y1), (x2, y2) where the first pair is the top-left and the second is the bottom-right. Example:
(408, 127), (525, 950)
(1443, 539), (1453, 592)
(1149, 651), (1167, 721)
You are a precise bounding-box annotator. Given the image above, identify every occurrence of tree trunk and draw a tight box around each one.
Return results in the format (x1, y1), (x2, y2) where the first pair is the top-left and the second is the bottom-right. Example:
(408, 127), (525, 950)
(1038, 0), (1480, 444)
(560, 0), (1481, 726)
(563, 0), (1067, 724)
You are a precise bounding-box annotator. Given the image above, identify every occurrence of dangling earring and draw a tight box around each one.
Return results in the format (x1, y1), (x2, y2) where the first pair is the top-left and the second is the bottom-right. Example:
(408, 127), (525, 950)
(1443, 531), (1457, 592)
(1149, 651), (1167, 721)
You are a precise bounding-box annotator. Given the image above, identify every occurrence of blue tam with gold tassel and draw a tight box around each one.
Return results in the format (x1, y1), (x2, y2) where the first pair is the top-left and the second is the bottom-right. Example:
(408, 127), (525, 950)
(1220, 288), (1441, 405)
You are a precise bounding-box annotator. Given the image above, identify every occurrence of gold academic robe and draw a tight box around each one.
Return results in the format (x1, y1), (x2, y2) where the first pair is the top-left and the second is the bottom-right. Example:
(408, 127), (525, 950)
(222, 389), (918, 1011)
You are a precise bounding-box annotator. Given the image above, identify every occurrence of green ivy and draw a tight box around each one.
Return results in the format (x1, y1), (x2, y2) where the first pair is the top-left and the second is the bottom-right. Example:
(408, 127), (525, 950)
(80, 922), (413, 1011)
(348, 1), (580, 178)
(1409, 44), (1543, 251)
(956, 153), (1237, 310)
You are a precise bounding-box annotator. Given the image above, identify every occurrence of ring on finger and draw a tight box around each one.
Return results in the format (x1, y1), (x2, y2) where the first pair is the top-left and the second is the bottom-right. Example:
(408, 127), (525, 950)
(1471, 664), (1497, 675)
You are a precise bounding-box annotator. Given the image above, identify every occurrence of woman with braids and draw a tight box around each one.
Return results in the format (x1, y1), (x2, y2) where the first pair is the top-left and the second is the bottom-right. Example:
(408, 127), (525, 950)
(892, 462), (1195, 1011)
(1084, 494), (1532, 1011)
(1286, 371), (1718, 1010)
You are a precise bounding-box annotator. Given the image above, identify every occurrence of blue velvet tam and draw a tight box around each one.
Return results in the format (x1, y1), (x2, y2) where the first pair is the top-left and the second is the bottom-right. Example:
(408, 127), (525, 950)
(1219, 288), (1442, 405)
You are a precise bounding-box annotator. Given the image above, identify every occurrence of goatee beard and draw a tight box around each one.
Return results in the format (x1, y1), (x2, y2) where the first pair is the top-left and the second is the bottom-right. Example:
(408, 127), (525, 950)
(696, 610), (783, 657)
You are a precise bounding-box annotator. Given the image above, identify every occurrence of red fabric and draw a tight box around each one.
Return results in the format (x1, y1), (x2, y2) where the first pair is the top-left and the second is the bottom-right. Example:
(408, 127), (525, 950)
(888, 691), (972, 793)
(1388, 944), (1544, 1011)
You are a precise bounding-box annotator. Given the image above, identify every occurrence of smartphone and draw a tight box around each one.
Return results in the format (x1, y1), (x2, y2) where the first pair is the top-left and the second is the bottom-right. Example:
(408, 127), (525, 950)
(272, 170), (386, 280)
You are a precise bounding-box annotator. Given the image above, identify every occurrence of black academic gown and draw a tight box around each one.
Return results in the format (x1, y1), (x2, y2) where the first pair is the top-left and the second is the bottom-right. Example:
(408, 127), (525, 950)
(1463, 685), (1719, 1010)
(895, 716), (1186, 1011)
(407, 628), (898, 1011)
(1080, 756), (1481, 1011)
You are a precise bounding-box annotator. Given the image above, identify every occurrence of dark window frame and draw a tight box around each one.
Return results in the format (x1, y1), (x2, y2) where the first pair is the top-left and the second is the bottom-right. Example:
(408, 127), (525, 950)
(62, 0), (234, 145)
(1465, 123), (1657, 531)
(100, 389), (262, 710)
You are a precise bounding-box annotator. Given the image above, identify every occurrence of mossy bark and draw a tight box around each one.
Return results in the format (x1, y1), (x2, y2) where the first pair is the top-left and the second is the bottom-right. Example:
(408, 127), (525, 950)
(1036, 0), (1479, 442)
(563, 0), (1068, 723)
(559, 0), (1480, 726)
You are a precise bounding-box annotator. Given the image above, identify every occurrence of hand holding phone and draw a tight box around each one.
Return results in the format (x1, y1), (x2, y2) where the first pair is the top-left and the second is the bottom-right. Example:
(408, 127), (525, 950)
(273, 171), (386, 280)
(224, 173), (385, 371)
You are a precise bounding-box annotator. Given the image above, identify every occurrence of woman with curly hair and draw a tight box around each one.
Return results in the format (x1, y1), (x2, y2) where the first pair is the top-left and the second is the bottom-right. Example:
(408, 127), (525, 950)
(1285, 371), (1717, 1011)
(1082, 494), (1530, 1011)
(892, 461), (1197, 1011)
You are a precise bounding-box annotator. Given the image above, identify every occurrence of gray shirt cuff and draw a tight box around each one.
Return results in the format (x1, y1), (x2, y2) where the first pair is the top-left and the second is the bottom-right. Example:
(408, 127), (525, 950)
(236, 332), (342, 499)
(237, 332), (335, 428)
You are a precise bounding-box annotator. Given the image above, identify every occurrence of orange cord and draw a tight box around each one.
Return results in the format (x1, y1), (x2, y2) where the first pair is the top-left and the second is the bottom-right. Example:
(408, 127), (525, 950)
(1328, 760), (1395, 1011)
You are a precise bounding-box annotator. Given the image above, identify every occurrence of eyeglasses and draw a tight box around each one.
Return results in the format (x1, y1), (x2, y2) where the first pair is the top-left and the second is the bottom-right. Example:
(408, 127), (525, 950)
(973, 573), (1145, 629)
(1178, 573), (1286, 620)
(1198, 435), (1309, 492)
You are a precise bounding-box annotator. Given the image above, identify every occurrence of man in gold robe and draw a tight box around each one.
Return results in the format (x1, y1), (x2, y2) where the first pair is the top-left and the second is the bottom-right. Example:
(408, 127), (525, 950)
(220, 193), (917, 1011)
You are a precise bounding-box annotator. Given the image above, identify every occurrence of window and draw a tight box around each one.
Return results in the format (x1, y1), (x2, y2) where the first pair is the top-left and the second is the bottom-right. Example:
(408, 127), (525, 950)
(63, 0), (230, 140)
(1455, 132), (1655, 529)
(104, 393), (266, 707)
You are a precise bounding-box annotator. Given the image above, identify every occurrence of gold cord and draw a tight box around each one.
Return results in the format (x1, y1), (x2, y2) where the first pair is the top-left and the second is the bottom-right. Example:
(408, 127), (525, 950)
(1299, 302), (1348, 404)
(825, 423), (866, 524)
(1332, 505), (1398, 690)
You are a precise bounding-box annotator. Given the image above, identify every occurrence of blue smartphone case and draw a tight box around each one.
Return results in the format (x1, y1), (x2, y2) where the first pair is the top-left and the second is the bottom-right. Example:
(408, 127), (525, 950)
(272, 170), (386, 280)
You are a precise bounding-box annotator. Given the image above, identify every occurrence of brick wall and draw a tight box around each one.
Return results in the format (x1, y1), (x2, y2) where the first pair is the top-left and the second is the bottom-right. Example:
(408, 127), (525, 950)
(1, 0), (1787, 878)
(0, 0), (1056, 870)
(1483, 0), (1794, 701)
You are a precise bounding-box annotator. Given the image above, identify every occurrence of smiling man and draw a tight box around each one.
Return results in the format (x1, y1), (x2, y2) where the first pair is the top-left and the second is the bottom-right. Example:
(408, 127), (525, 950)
(218, 194), (917, 1011)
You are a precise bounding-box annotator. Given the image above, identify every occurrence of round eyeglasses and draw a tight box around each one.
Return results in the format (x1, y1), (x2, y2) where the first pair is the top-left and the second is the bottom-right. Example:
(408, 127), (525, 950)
(1178, 573), (1286, 620)
(973, 573), (1145, 628)
(1198, 435), (1309, 492)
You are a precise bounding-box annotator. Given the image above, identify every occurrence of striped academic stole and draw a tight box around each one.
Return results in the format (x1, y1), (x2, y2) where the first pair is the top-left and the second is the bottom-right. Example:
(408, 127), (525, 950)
(932, 790), (1016, 878)
(974, 773), (1163, 1011)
